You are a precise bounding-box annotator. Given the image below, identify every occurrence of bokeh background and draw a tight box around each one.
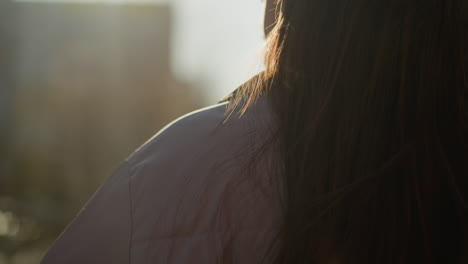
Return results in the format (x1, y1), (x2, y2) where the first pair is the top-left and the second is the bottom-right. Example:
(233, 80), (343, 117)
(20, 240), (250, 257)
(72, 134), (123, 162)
(0, 0), (266, 262)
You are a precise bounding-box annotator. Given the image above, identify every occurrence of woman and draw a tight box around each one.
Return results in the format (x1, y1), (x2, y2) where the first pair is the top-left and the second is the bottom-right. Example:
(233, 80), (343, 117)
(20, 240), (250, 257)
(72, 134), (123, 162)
(41, 0), (468, 263)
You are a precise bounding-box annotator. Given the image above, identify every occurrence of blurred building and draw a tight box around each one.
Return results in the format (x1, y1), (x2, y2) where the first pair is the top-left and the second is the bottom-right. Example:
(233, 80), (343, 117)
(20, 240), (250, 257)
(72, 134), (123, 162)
(0, 2), (205, 261)
(12, 1), (204, 197)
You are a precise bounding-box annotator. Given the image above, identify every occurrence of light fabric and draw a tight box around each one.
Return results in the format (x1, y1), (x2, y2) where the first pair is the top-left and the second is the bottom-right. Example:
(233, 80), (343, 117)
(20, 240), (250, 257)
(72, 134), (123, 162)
(40, 90), (283, 264)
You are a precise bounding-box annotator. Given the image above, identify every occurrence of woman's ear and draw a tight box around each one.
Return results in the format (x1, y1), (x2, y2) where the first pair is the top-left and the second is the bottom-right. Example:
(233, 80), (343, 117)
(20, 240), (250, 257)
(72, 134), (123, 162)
(264, 0), (276, 38)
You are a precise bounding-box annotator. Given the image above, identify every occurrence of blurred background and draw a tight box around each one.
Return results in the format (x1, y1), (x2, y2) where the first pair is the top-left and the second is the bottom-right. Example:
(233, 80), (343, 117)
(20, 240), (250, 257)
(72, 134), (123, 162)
(0, 0), (266, 262)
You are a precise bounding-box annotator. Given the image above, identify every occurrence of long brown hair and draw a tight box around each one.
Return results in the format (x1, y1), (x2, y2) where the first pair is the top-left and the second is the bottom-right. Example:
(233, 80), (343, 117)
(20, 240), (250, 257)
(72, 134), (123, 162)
(227, 0), (468, 263)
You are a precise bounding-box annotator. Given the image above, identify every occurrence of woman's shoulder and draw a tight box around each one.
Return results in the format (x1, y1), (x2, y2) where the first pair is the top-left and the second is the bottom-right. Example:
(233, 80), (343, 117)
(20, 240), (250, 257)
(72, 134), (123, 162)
(125, 90), (275, 170)
(120, 91), (281, 263)
(39, 90), (281, 264)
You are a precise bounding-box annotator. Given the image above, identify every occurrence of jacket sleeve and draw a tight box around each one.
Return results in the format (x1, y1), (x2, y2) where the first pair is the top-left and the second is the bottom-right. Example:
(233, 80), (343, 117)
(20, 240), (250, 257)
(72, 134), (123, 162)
(39, 105), (229, 264)
(39, 100), (273, 264)
(40, 161), (132, 264)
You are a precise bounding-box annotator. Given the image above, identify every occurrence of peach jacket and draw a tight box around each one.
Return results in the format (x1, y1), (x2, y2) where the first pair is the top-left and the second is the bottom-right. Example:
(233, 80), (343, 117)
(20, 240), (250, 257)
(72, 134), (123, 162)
(40, 85), (284, 264)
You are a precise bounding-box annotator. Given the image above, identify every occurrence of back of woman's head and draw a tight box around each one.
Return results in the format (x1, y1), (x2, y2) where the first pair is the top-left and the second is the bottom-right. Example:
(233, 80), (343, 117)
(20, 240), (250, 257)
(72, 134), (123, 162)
(228, 0), (468, 263)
